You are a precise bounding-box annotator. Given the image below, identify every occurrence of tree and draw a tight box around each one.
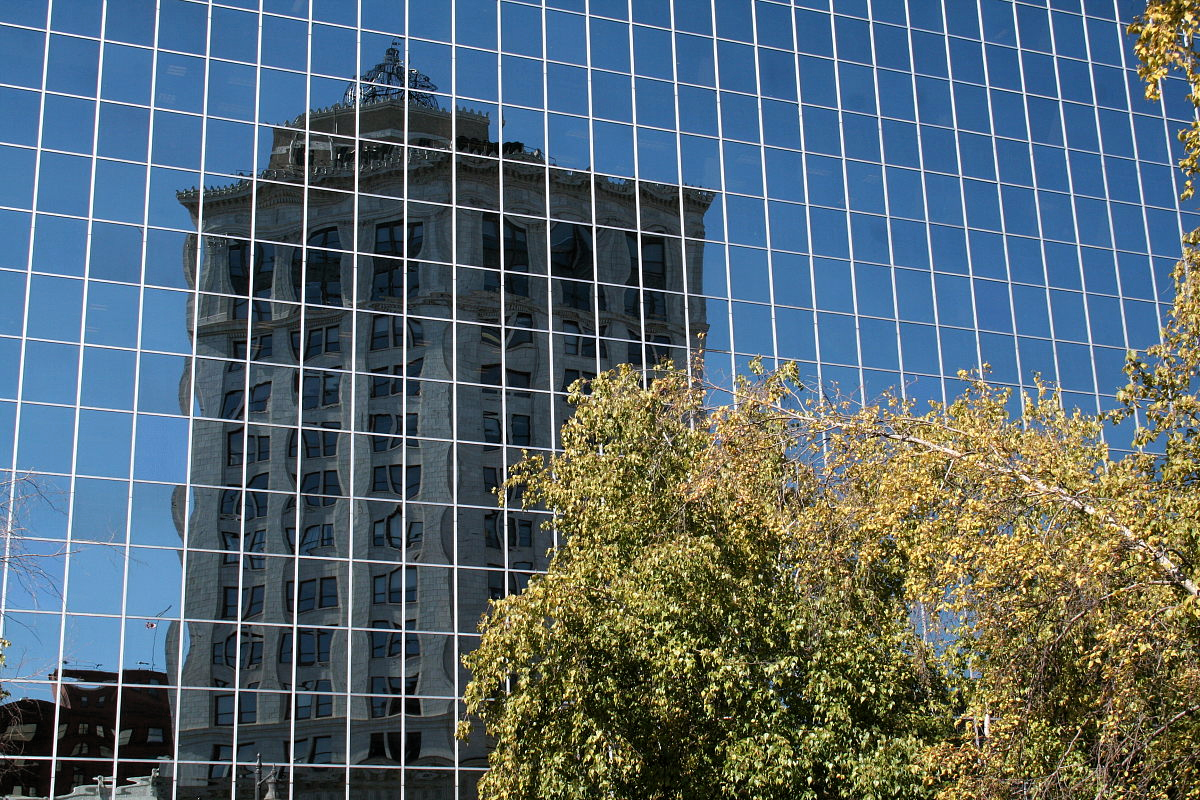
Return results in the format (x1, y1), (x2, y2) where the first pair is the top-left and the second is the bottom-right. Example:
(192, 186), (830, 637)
(462, 350), (1200, 798)
(462, 365), (950, 800)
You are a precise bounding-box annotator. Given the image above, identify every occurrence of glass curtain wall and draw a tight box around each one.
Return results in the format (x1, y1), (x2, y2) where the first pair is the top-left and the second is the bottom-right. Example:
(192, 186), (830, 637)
(0, 0), (1190, 798)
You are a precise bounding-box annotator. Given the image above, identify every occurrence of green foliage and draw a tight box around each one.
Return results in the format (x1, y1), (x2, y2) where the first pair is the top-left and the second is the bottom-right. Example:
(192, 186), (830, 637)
(462, 356), (1200, 799)
(462, 365), (949, 800)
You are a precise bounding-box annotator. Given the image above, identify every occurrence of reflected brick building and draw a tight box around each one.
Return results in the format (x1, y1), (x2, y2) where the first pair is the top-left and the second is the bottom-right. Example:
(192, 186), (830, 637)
(0, 670), (172, 798)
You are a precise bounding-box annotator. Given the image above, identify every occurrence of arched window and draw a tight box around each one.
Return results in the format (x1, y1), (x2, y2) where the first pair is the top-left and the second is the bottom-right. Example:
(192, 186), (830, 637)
(228, 241), (250, 295)
(550, 222), (592, 279)
(253, 243), (275, 297)
(229, 242), (275, 302)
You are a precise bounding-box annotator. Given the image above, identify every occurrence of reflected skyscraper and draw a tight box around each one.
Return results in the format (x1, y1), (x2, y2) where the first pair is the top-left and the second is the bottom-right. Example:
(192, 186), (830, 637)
(0, 0), (1188, 798)
(0, 31), (706, 799)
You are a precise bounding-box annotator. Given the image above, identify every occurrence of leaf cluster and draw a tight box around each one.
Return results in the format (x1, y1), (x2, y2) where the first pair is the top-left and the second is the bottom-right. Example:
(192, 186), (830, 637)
(1130, 0), (1200, 208)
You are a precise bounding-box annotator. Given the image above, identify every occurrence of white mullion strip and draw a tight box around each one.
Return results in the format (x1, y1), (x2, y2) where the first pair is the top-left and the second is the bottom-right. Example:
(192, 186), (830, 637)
(143, 0), (199, 781)
(904, 1), (949, 406)
(493, 0), (510, 603)
(827, 8), (869, 402)
(221, 0), (272, 778)
(705, 0), (734, 389)
(792, 11), (820, 399)
(934, 4), (987, 389)
(91, 0), (138, 789)
(622, 3), (650, 382)
(282, 0), (317, 786)
(658, 5), (699, 380)
(865, 3), (908, 391)
(664, 0), (699, 380)
(408, 1), (432, 786)
(446, 0), (463, 788)
(339, 7), (363, 797)
(746, 0), (781, 374)
(400, 24), (416, 589)
(1, 7), (52, 614)
(1049, 7), (1113, 412)
(20, 2), (69, 795)
(198, 3), (254, 787)
(242, 15), (270, 778)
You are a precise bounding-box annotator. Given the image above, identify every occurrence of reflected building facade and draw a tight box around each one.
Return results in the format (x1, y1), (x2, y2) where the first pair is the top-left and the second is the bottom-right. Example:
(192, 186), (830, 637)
(169, 46), (707, 799)
(0, 0), (1191, 798)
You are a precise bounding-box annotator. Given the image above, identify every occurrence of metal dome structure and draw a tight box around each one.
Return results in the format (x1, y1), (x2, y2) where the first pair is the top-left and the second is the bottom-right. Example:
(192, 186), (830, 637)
(343, 41), (440, 108)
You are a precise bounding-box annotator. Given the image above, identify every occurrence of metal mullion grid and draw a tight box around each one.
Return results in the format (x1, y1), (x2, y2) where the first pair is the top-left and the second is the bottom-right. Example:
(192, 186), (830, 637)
(898, 1), (950, 405)
(825, 8), (869, 401)
(703, 0), (736, 387)
(864, 1), (910, 393)
(5, 2), (69, 792)
(1047, 4), (1121, 411)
